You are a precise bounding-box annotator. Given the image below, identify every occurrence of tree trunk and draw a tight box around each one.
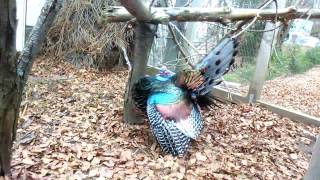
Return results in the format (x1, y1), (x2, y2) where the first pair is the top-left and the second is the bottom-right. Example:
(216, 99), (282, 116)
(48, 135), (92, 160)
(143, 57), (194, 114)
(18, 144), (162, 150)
(0, 0), (19, 176)
(121, 0), (156, 124)
(0, 0), (61, 176)
(123, 22), (156, 124)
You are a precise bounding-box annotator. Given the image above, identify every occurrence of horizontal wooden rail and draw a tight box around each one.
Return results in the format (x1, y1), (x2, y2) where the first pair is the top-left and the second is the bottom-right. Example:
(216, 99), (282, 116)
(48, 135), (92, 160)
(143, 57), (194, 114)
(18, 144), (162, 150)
(257, 100), (320, 126)
(211, 87), (248, 104)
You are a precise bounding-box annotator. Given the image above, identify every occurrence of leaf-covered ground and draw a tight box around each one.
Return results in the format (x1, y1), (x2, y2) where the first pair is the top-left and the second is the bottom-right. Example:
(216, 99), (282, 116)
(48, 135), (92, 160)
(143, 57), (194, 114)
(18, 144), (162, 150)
(11, 57), (320, 179)
(261, 66), (320, 118)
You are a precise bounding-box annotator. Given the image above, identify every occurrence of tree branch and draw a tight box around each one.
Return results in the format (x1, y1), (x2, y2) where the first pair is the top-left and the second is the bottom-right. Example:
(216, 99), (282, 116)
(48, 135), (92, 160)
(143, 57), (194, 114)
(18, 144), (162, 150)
(103, 6), (320, 23)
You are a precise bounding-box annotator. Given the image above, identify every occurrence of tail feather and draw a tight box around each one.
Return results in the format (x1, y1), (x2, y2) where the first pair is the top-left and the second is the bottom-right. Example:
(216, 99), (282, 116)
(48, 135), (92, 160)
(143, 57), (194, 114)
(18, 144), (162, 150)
(194, 37), (239, 95)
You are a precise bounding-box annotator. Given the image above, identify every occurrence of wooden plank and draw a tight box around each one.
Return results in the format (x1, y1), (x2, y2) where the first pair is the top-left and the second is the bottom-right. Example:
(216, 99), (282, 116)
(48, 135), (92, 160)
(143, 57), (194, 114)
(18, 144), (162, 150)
(257, 100), (320, 126)
(246, 21), (274, 102)
(305, 135), (320, 180)
(211, 87), (248, 104)
(209, 88), (320, 127)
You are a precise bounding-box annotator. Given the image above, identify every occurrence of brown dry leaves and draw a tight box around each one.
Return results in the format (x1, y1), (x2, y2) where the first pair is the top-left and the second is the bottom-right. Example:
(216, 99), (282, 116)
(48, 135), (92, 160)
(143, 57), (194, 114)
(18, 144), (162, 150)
(261, 66), (320, 118)
(11, 57), (320, 179)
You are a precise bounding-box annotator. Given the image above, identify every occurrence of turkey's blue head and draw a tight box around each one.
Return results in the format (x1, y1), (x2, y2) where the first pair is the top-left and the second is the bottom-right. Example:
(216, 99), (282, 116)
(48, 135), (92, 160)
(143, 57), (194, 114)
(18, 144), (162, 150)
(156, 66), (175, 81)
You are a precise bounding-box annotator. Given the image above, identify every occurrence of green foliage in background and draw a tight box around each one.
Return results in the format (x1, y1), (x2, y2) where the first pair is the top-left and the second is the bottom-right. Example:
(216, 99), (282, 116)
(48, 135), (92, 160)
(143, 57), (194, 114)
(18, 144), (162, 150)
(224, 46), (320, 84)
(238, 25), (264, 64)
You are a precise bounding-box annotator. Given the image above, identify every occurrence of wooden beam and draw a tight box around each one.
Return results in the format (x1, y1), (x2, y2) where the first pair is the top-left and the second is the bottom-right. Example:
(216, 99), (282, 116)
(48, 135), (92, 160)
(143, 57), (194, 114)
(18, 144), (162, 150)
(212, 88), (320, 127)
(246, 22), (274, 102)
(257, 100), (320, 126)
(247, 1), (287, 102)
(305, 135), (320, 180)
(213, 89), (320, 127)
(102, 6), (320, 23)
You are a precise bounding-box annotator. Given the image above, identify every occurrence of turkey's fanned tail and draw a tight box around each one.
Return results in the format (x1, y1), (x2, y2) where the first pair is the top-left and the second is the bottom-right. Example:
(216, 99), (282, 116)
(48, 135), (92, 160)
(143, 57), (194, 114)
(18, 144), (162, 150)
(172, 37), (238, 96)
(194, 37), (239, 95)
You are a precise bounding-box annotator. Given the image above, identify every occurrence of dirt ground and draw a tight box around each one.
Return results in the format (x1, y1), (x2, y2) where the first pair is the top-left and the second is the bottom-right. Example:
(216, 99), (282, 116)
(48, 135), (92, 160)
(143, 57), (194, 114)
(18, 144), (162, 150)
(11, 57), (320, 179)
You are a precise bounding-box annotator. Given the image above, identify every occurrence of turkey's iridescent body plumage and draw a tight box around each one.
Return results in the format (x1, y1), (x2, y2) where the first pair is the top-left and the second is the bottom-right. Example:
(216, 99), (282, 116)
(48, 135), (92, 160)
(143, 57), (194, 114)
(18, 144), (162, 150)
(147, 104), (202, 156)
(132, 37), (239, 156)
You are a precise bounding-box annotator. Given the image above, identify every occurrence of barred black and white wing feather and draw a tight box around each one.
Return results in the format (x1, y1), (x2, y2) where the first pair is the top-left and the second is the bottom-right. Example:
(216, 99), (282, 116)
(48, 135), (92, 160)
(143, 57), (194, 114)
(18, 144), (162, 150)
(147, 104), (202, 156)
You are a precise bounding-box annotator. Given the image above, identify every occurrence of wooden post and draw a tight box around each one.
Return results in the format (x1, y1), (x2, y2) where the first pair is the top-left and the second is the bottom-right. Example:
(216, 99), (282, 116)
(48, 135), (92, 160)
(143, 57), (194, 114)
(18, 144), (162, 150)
(119, 0), (152, 21)
(246, 22), (274, 102)
(121, 0), (156, 124)
(247, 0), (287, 102)
(305, 135), (320, 180)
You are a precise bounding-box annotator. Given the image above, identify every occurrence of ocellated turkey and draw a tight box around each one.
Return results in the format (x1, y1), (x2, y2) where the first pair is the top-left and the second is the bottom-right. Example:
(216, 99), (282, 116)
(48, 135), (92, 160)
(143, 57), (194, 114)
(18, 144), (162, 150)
(132, 37), (239, 156)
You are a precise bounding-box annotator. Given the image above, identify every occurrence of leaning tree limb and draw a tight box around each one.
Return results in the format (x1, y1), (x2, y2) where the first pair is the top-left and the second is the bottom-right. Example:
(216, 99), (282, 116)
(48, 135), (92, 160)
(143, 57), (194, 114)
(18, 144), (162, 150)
(103, 6), (320, 24)
(0, 0), (62, 176)
(17, 0), (62, 85)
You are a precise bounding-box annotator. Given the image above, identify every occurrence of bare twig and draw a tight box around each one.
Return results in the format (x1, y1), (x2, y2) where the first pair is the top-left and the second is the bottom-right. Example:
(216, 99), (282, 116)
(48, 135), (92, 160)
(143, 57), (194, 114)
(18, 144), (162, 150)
(168, 22), (202, 55)
(167, 24), (194, 68)
(119, 43), (132, 71)
(44, 0), (133, 69)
